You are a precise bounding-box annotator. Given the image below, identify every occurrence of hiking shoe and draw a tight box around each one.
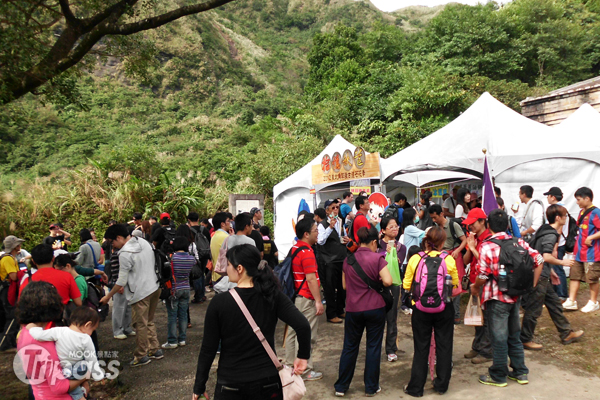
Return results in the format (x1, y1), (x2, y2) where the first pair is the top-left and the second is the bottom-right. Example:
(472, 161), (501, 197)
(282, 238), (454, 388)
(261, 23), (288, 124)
(130, 356), (151, 367)
(161, 342), (178, 350)
(302, 371), (323, 381)
(508, 373), (529, 385)
(178, 341), (186, 347)
(478, 375), (507, 387)
(149, 349), (164, 359)
(562, 298), (578, 310)
(523, 341), (543, 351)
(366, 387), (381, 397)
(562, 330), (584, 344)
(581, 300), (599, 313)
(114, 334), (127, 340)
(327, 317), (343, 324)
(387, 353), (398, 362)
(471, 355), (493, 364)
(464, 349), (478, 359)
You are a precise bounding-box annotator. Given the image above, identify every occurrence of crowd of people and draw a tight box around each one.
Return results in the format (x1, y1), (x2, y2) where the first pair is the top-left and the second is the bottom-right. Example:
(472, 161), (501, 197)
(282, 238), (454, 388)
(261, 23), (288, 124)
(0, 184), (598, 399)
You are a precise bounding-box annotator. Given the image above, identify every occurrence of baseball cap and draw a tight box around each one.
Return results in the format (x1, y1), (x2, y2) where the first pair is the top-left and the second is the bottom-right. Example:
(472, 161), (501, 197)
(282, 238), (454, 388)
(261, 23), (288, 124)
(159, 212), (170, 220)
(250, 207), (261, 216)
(49, 224), (58, 229)
(462, 208), (487, 226)
(543, 187), (563, 197)
(324, 199), (339, 209)
(3, 235), (25, 253)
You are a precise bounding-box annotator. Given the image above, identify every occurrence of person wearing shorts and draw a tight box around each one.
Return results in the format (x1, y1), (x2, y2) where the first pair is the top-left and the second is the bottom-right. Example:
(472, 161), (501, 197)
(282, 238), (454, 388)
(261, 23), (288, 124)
(563, 187), (600, 313)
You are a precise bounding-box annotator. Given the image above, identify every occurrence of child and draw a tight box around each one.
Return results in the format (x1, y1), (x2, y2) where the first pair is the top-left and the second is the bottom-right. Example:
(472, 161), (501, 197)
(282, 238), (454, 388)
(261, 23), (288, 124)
(28, 307), (103, 400)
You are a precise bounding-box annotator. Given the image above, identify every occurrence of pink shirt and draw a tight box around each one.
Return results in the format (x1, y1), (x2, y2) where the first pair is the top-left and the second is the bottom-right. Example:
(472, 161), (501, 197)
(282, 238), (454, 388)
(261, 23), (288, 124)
(17, 326), (72, 399)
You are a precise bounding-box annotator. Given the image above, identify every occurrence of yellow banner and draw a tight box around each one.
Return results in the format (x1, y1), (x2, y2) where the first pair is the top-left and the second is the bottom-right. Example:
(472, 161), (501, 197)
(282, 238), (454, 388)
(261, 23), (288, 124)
(312, 150), (380, 186)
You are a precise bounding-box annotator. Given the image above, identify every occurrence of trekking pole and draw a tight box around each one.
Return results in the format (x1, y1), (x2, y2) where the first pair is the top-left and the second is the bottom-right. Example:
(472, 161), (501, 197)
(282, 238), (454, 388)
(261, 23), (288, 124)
(0, 318), (15, 349)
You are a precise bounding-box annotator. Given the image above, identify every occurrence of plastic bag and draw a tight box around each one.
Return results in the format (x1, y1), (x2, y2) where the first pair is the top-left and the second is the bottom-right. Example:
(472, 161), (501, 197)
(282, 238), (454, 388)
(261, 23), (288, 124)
(386, 247), (402, 286)
(464, 295), (483, 326)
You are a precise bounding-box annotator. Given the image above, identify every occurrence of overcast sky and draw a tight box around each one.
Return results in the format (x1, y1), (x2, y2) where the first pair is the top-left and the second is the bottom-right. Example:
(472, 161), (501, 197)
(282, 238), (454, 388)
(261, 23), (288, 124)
(369, 0), (510, 12)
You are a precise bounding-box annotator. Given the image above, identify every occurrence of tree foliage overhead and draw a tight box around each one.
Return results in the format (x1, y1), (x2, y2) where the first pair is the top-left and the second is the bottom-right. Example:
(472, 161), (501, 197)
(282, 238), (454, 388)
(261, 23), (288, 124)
(0, 0), (236, 104)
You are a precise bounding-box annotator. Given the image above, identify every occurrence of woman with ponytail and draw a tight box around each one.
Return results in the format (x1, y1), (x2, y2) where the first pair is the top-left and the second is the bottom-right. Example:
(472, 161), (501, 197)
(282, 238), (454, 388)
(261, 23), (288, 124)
(334, 227), (392, 397)
(193, 244), (311, 400)
(402, 226), (459, 397)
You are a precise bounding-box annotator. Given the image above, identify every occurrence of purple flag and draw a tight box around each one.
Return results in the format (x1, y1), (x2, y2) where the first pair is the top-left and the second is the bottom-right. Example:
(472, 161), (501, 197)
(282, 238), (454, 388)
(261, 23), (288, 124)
(482, 156), (498, 215)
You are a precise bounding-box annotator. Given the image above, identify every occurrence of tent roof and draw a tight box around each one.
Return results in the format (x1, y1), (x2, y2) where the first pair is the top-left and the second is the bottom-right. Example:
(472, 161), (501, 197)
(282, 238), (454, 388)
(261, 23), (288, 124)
(380, 92), (586, 181)
(555, 103), (600, 136)
(392, 170), (479, 187)
(273, 135), (362, 201)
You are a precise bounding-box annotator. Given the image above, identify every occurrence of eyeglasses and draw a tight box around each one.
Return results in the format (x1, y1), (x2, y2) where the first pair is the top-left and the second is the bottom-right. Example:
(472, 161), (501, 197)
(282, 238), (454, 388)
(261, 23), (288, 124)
(331, 206), (339, 210)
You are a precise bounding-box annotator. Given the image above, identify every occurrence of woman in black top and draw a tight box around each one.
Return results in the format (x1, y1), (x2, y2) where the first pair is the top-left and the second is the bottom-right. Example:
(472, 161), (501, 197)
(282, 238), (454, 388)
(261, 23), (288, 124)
(193, 244), (311, 400)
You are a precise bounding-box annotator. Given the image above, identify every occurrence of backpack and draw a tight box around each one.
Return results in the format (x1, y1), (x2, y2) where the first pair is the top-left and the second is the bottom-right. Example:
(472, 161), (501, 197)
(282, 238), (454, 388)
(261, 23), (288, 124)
(192, 226), (211, 262)
(345, 218), (359, 253)
(86, 282), (109, 322)
(412, 252), (450, 313)
(382, 204), (400, 223)
(488, 238), (535, 297)
(562, 213), (578, 253)
(447, 218), (465, 248)
(274, 246), (309, 300)
(214, 236), (230, 275)
(160, 226), (177, 254)
(153, 248), (172, 285)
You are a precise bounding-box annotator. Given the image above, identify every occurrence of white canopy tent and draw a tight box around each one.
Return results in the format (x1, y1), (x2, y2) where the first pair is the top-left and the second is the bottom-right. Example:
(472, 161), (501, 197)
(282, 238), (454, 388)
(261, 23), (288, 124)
(273, 135), (374, 258)
(381, 93), (600, 217)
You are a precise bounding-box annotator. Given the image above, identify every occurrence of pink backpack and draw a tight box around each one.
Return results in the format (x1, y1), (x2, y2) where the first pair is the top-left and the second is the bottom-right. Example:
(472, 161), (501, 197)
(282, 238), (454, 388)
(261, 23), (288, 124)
(412, 252), (450, 313)
(214, 236), (230, 275)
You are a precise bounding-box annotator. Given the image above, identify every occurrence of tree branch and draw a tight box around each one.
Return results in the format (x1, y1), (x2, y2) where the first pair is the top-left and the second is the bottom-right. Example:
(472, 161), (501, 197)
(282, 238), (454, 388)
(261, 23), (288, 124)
(105, 0), (236, 35)
(58, 0), (78, 24)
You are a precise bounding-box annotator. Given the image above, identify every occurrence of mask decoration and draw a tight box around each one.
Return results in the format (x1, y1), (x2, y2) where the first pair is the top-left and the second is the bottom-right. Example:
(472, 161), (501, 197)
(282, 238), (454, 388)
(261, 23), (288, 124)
(368, 192), (389, 225)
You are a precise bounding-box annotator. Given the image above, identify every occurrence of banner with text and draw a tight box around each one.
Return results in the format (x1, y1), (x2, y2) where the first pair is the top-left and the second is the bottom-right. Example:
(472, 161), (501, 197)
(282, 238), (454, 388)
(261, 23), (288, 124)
(312, 147), (380, 186)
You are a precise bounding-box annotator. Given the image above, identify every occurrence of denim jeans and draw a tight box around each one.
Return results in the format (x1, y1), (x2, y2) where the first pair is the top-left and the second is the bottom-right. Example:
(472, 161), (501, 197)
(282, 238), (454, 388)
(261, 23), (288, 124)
(552, 245), (568, 298)
(521, 278), (572, 342)
(166, 289), (190, 344)
(486, 299), (528, 383)
(334, 307), (386, 394)
(214, 374), (282, 400)
(193, 274), (205, 301)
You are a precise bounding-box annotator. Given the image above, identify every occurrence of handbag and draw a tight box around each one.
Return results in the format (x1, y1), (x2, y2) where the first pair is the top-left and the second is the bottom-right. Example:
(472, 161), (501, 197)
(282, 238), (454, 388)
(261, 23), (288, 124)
(229, 289), (306, 400)
(385, 247), (401, 286)
(346, 254), (394, 312)
(464, 295), (483, 326)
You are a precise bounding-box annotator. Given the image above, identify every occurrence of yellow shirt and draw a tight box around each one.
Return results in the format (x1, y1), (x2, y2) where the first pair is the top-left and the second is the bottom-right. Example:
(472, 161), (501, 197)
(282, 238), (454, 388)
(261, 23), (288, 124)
(402, 251), (459, 301)
(0, 255), (19, 281)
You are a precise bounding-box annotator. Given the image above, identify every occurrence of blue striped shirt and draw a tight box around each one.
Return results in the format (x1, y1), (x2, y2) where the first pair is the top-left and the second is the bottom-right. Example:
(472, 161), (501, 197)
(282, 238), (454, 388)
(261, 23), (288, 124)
(171, 252), (194, 291)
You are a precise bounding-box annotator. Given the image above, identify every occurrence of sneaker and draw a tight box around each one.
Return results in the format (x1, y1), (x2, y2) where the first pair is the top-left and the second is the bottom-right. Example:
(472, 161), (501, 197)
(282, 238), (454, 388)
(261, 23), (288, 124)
(401, 306), (412, 315)
(161, 342), (178, 350)
(471, 355), (493, 364)
(478, 374), (507, 387)
(327, 317), (343, 324)
(334, 391), (345, 397)
(178, 341), (186, 347)
(127, 331), (136, 336)
(464, 349), (478, 359)
(581, 300), (599, 313)
(562, 298), (578, 310)
(387, 353), (398, 362)
(130, 356), (151, 367)
(366, 387), (382, 397)
(302, 371), (323, 381)
(562, 330), (584, 344)
(114, 334), (127, 340)
(149, 349), (164, 359)
(508, 373), (529, 385)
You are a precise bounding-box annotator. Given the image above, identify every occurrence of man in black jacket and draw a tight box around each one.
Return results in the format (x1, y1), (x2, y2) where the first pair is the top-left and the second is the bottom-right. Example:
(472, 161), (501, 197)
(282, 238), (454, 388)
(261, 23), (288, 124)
(521, 204), (583, 350)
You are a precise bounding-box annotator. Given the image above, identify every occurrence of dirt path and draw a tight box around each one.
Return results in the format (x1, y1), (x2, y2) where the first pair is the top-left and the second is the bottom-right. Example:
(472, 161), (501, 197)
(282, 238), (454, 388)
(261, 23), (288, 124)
(2, 289), (599, 399)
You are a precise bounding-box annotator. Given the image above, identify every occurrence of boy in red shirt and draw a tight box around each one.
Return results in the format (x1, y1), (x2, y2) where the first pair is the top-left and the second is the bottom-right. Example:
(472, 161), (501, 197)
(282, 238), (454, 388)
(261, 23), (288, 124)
(284, 217), (324, 381)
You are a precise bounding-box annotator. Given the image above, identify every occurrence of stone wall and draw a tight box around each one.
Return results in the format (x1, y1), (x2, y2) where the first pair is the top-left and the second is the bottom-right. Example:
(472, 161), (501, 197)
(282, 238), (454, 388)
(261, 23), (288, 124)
(520, 87), (600, 126)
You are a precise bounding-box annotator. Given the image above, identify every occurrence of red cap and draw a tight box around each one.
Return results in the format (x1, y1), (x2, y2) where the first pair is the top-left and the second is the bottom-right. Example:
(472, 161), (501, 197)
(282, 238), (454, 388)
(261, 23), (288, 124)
(160, 212), (170, 220)
(462, 208), (487, 226)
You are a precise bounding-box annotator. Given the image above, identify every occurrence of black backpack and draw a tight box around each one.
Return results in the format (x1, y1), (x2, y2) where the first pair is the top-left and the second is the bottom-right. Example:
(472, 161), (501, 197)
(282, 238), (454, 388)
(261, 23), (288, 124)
(192, 226), (211, 262)
(86, 282), (109, 322)
(563, 212), (578, 253)
(488, 238), (535, 297)
(153, 248), (172, 285)
(160, 226), (177, 254)
(382, 204), (400, 223)
(448, 218), (465, 248)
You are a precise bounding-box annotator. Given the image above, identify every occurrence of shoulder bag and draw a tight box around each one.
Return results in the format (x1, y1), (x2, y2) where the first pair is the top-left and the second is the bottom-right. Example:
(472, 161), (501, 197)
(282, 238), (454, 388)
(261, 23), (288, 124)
(346, 254), (394, 312)
(229, 288), (306, 400)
